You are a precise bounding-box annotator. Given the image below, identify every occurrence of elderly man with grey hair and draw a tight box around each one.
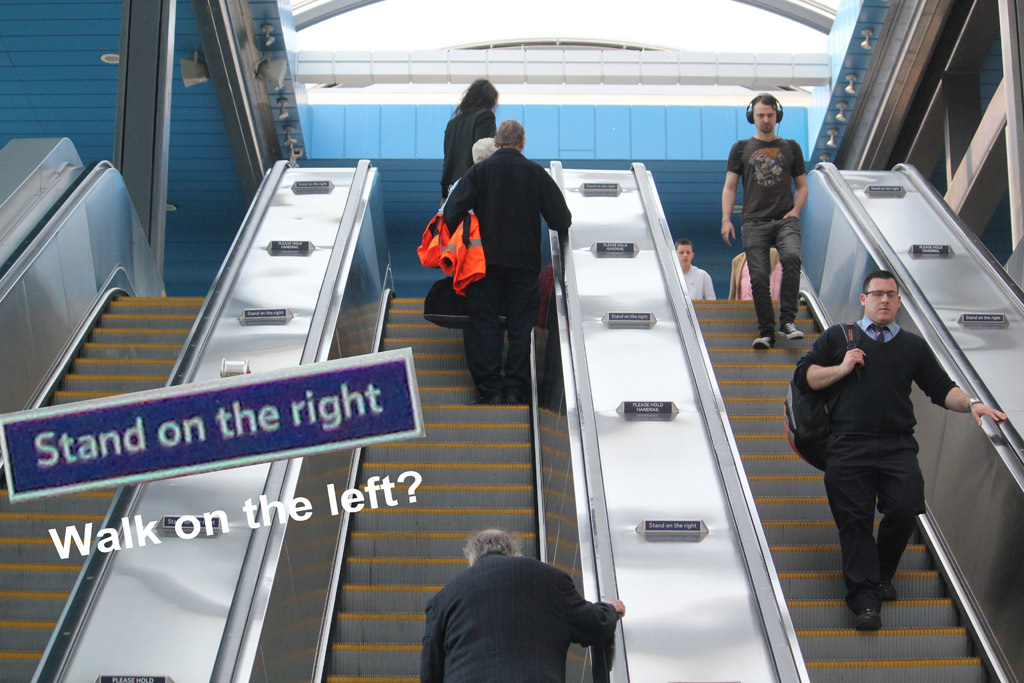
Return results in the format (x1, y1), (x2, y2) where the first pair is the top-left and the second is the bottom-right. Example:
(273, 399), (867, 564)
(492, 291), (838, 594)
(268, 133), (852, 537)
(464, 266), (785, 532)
(420, 529), (625, 682)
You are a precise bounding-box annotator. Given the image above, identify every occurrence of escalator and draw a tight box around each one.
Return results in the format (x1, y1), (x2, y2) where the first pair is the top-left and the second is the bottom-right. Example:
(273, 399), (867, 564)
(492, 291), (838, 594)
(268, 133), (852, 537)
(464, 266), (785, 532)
(695, 298), (986, 682)
(325, 296), (536, 682)
(0, 294), (201, 682)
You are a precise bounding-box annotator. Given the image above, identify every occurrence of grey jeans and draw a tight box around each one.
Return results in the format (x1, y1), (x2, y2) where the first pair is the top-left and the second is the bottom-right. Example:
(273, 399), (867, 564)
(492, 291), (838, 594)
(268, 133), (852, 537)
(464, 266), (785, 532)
(741, 216), (801, 338)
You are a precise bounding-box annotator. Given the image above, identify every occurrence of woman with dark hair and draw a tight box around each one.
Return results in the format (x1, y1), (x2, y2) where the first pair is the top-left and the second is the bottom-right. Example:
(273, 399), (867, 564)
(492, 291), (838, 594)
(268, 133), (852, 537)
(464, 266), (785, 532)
(441, 79), (498, 198)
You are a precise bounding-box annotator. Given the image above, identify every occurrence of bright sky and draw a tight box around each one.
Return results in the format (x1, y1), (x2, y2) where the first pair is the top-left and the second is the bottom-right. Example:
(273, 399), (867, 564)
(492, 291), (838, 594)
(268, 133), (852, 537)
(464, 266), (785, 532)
(297, 0), (837, 104)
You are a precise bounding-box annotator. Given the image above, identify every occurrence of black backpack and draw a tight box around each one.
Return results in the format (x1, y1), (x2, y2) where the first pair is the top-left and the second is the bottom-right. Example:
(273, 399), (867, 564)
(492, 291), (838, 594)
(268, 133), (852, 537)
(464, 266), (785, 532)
(783, 324), (859, 471)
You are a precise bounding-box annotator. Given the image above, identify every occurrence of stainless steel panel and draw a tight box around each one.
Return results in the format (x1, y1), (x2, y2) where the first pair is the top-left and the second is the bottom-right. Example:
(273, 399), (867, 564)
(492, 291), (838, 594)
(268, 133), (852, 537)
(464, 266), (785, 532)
(558, 167), (780, 682)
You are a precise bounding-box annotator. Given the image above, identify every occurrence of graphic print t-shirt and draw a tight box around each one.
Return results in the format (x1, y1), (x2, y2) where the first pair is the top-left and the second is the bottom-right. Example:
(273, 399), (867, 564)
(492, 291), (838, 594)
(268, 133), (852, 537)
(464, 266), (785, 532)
(727, 138), (806, 222)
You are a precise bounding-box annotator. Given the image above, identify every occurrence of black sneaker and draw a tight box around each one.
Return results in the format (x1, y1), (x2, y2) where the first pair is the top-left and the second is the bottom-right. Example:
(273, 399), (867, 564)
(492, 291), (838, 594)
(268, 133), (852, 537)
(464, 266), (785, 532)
(879, 581), (897, 602)
(471, 394), (502, 405)
(779, 322), (805, 340)
(752, 335), (775, 350)
(854, 608), (881, 631)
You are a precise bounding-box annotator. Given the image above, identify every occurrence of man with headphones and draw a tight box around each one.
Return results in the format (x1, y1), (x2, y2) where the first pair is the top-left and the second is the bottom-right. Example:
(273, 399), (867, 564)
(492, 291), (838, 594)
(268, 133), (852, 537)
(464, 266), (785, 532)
(721, 94), (808, 349)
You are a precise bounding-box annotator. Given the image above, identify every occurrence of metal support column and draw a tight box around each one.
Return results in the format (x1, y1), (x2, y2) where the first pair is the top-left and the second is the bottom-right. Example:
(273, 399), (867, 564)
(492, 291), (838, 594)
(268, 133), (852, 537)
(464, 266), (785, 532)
(998, 0), (1024, 247)
(113, 0), (175, 274)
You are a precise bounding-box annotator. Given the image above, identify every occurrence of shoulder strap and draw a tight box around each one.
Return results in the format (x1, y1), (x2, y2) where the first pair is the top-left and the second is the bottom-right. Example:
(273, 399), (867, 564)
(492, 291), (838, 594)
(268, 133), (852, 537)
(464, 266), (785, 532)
(844, 323), (859, 350)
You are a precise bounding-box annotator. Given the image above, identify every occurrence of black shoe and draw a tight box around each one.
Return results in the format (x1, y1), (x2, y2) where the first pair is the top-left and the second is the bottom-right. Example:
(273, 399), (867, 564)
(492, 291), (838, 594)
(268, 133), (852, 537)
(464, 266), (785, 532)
(854, 608), (881, 631)
(779, 322), (805, 340)
(471, 393), (502, 405)
(503, 391), (527, 405)
(879, 581), (897, 602)
(752, 335), (775, 350)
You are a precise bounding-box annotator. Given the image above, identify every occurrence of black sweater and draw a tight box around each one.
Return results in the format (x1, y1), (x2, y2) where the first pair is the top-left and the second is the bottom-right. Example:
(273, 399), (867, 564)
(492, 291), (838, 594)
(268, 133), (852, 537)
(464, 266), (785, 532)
(795, 324), (956, 435)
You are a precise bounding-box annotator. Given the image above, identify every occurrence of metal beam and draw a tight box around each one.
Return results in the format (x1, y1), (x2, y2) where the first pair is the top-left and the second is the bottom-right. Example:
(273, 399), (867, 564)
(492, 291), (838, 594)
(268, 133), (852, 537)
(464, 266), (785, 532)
(945, 78), (1009, 235)
(193, 0), (281, 201)
(998, 0), (1024, 247)
(114, 0), (175, 274)
(291, 0), (834, 33)
(943, 72), (983, 180)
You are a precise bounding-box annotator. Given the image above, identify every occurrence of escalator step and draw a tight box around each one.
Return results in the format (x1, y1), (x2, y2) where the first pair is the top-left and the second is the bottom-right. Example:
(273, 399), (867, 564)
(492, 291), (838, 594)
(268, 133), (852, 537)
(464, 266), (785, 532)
(71, 358), (175, 376)
(804, 657), (984, 683)
(348, 485), (534, 510)
(415, 369), (473, 388)
(388, 323), (460, 340)
(733, 434), (793, 453)
(719, 381), (791, 398)
(382, 339), (461, 354)
(409, 353), (468, 371)
(335, 613), (425, 645)
(729, 415), (787, 435)
(353, 507), (534, 532)
(420, 422), (530, 443)
(779, 570), (943, 600)
(701, 333), (819, 348)
(724, 396), (787, 416)
(788, 599), (958, 629)
(0, 589), (69, 619)
(715, 364), (796, 381)
(748, 474), (824, 497)
(0, 563), (83, 592)
(802, 627), (971, 660)
(340, 584), (441, 613)
(0, 619), (57, 651)
(60, 375), (169, 393)
(421, 404), (529, 424)
(347, 531), (537, 558)
(741, 454), (816, 476)
(755, 497), (832, 520)
(709, 348), (807, 363)
(359, 462), (531, 485)
(368, 443), (532, 464)
(762, 520), (875, 546)
(329, 643), (421, 677)
(99, 313), (197, 329)
(90, 328), (190, 345)
(769, 545), (930, 572)
(79, 343), (183, 360)
(342, 557), (467, 584)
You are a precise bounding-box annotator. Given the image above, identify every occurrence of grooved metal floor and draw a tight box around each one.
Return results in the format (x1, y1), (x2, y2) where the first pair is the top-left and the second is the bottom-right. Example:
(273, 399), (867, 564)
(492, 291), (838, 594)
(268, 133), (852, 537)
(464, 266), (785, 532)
(325, 298), (536, 683)
(696, 300), (988, 683)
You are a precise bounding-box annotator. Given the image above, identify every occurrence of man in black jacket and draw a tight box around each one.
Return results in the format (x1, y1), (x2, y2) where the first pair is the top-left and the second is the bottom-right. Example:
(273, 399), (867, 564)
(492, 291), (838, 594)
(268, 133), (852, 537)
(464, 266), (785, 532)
(443, 120), (572, 404)
(795, 270), (1005, 630)
(420, 530), (625, 683)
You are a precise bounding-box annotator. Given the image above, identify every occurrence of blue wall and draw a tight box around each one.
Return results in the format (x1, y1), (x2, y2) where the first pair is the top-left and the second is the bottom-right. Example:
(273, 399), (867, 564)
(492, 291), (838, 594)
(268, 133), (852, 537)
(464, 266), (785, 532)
(307, 104), (810, 162)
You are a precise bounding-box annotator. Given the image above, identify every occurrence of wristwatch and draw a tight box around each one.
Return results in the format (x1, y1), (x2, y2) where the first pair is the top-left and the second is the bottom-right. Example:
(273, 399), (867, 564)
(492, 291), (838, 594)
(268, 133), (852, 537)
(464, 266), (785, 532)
(968, 397), (982, 409)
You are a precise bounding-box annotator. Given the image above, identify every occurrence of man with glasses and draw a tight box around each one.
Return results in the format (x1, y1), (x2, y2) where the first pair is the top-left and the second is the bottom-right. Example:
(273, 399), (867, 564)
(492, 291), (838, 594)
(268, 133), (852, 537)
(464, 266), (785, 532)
(794, 270), (1006, 631)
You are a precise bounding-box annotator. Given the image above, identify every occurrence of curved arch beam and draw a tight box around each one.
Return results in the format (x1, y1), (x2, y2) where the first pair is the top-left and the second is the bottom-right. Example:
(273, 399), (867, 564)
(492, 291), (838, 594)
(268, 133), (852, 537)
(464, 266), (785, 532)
(292, 0), (834, 33)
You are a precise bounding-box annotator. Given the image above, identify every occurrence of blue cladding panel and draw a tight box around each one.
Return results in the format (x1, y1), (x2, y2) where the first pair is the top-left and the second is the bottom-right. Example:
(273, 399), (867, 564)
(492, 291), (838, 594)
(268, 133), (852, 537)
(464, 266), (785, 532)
(381, 105), (416, 158)
(596, 106), (630, 158)
(344, 105), (381, 158)
(496, 104), (524, 126)
(702, 107), (739, 160)
(559, 106), (595, 158)
(631, 107), (666, 160)
(778, 107), (809, 151)
(415, 105), (453, 158)
(310, 106), (345, 158)
(523, 105), (559, 159)
(667, 108), (702, 159)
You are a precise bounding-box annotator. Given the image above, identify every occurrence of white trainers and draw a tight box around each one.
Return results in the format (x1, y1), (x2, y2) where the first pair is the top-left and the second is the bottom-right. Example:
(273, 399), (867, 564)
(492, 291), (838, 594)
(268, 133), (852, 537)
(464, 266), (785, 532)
(780, 322), (805, 340)
(752, 335), (775, 349)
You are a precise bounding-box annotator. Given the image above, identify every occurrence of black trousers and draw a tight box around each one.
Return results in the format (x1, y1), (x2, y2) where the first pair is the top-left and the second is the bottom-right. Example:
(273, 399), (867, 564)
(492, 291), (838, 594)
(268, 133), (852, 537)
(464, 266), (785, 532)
(740, 216), (802, 338)
(463, 265), (538, 399)
(823, 433), (926, 613)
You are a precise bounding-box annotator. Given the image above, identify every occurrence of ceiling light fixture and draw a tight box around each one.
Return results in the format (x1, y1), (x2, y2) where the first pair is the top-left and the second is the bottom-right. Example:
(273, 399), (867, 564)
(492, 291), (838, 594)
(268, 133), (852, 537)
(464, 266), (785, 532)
(101, 54), (120, 64)
(277, 97), (289, 120)
(826, 128), (839, 147)
(283, 125), (297, 146)
(845, 74), (857, 95)
(835, 101), (848, 123)
(860, 28), (874, 50)
(261, 23), (275, 48)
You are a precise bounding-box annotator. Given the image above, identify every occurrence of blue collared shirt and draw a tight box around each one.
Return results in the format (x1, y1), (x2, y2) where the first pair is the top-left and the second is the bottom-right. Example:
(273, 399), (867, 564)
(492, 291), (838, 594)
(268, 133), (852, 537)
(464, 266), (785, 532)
(858, 316), (901, 343)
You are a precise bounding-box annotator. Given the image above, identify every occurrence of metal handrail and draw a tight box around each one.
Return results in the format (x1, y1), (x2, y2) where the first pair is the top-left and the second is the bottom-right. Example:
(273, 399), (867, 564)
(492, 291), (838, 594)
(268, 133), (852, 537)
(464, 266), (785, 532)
(815, 163), (1024, 484)
(631, 162), (807, 683)
(549, 160), (627, 682)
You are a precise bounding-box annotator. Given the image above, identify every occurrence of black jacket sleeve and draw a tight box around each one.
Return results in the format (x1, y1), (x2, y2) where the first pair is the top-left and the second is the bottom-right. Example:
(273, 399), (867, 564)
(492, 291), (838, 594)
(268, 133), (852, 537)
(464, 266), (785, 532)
(558, 572), (619, 647)
(911, 337), (957, 406)
(794, 324), (844, 392)
(442, 166), (478, 234)
(539, 170), (572, 234)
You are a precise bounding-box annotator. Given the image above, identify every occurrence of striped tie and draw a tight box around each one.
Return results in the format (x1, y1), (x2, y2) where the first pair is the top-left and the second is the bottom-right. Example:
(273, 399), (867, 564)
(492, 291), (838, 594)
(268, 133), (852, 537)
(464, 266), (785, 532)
(869, 323), (887, 341)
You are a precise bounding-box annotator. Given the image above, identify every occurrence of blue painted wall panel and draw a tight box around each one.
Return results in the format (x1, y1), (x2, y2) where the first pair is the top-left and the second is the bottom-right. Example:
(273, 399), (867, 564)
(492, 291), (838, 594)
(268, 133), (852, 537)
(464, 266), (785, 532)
(344, 104), (381, 158)
(596, 106), (630, 158)
(523, 105), (559, 159)
(667, 108), (702, 159)
(631, 107), (666, 160)
(559, 106), (595, 158)
(380, 105), (417, 158)
(702, 107), (739, 161)
(495, 104), (524, 127)
(415, 105), (453, 158)
(310, 105), (345, 158)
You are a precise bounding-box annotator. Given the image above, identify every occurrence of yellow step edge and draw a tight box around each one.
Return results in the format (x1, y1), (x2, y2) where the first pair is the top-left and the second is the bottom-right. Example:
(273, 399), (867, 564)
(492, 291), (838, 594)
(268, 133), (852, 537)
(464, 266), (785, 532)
(726, 398), (786, 403)
(93, 328), (190, 334)
(742, 454), (801, 460)
(75, 359), (174, 365)
(0, 651), (42, 660)
(772, 544), (925, 553)
(101, 314), (196, 320)
(365, 463), (529, 470)
(84, 343), (182, 349)
(798, 627), (964, 637)
(361, 507), (532, 515)
(337, 613), (425, 620)
(351, 531), (536, 539)
(720, 380), (789, 385)
(0, 619), (56, 629)
(0, 538), (53, 546)
(735, 434), (786, 440)
(779, 570), (938, 579)
(414, 485), (531, 491)
(0, 512), (105, 521)
(392, 298), (425, 303)
(731, 415), (785, 421)
(755, 497), (828, 504)
(327, 677), (417, 683)
(711, 349), (803, 354)
(0, 589), (69, 599)
(53, 391), (121, 398)
(384, 442), (528, 449)
(748, 475), (822, 481)
(702, 318), (813, 324)
(789, 599), (951, 607)
(343, 584), (441, 591)
(420, 404), (523, 410)
(333, 643), (421, 652)
(65, 374), (167, 381)
(411, 354), (464, 359)
(806, 658), (980, 669)
(422, 423), (524, 429)
(763, 520), (877, 527)
(348, 557), (464, 565)
(716, 364), (793, 369)
(0, 562), (82, 572)
(112, 297), (202, 303)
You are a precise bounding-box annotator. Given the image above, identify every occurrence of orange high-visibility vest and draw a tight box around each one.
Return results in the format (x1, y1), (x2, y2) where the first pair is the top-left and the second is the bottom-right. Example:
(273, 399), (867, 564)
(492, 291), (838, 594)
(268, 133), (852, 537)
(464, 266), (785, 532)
(439, 213), (485, 296)
(417, 212), (452, 269)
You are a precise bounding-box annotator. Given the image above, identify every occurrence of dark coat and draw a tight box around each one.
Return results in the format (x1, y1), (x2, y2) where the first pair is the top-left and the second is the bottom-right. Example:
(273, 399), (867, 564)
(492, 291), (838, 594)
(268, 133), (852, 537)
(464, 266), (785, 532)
(442, 109), (496, 198)
(442, 148), (572, 273)
(420, 553), (619, 683)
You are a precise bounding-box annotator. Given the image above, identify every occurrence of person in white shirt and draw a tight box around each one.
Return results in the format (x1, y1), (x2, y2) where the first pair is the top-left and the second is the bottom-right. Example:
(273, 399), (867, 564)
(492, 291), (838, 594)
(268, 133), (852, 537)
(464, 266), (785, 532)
(675, 238), (716, 300)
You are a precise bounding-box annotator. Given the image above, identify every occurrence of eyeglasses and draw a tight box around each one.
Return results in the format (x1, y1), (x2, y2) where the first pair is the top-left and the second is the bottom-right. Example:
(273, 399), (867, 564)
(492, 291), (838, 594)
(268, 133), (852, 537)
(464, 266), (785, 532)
(865, 290), (898, 299)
